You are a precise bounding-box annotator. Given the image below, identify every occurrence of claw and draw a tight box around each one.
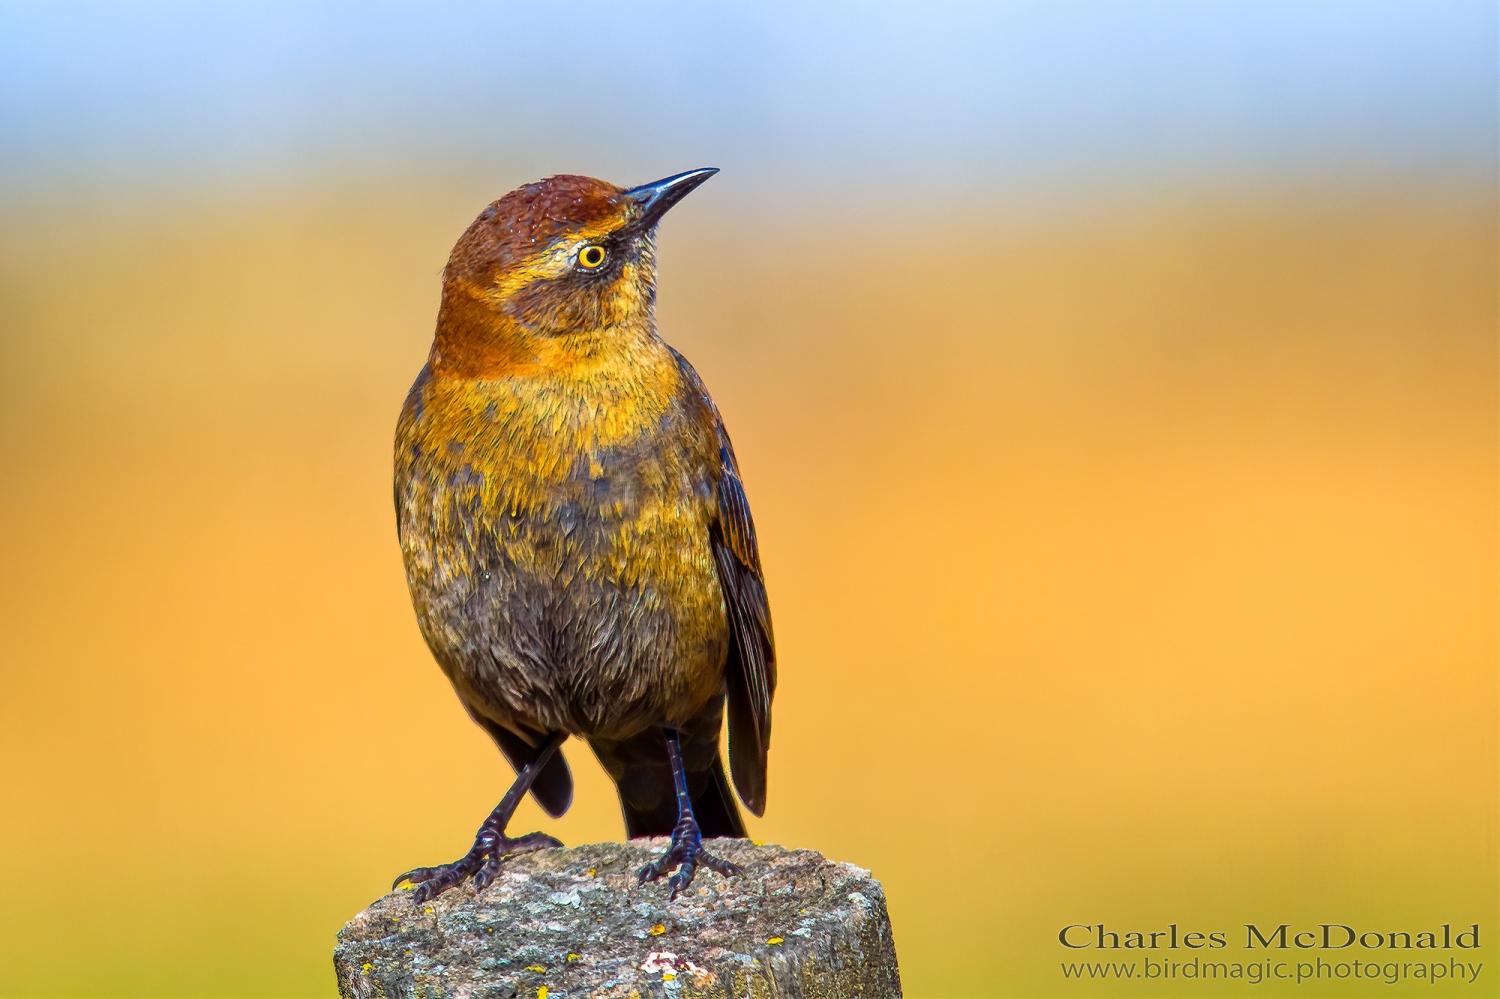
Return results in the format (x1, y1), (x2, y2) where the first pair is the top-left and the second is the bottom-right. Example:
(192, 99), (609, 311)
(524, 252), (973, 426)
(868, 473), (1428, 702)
(508, 832), (565, 851)
(392, 733), (568, 902)
(394, 830), (562, 902)
(393, 867), (440, 890)
(638, 818), (742, 900)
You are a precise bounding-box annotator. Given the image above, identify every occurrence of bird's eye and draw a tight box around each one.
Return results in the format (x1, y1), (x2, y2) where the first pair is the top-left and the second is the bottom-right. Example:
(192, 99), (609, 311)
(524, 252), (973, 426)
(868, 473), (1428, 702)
(578, 245), (606, 269)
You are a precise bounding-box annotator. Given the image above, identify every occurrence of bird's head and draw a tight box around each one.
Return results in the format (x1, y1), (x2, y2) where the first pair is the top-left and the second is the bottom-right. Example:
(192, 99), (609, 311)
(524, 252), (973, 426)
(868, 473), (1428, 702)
(433, 169), (717, 374)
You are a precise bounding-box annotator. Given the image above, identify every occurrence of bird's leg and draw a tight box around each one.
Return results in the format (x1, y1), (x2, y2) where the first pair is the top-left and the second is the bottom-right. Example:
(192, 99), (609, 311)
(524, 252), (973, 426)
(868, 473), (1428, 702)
(393, 732), (566, 903)
(637, 728), (744, 900)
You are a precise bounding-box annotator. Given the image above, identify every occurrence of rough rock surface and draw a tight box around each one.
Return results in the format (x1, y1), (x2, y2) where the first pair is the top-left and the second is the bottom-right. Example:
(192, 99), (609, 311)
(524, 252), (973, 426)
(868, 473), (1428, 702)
(334, 839), (901, 998)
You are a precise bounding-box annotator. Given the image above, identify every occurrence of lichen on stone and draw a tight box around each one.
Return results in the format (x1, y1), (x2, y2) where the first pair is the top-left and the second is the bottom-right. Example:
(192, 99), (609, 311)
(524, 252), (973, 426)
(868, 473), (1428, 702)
(334, 840), (901, 999)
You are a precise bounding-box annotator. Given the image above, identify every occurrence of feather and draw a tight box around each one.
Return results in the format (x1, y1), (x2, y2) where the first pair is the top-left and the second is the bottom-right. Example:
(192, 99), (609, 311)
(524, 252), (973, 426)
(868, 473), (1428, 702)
(670, 349), (776, 815)
(467, 710), (574, 819)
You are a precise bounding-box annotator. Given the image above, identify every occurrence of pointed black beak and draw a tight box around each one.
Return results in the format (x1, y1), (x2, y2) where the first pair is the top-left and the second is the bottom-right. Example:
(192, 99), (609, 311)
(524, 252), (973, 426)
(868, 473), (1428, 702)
(622, 168), (718, 234)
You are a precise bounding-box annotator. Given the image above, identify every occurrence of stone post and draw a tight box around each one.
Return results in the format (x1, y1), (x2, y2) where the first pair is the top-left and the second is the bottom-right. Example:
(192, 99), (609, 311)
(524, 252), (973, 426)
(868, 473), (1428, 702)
(335, 840), (902, 998)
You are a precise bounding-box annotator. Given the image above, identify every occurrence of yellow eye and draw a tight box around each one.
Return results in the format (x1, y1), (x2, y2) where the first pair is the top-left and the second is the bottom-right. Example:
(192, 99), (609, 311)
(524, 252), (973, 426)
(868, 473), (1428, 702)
(578, 245), (606, 269)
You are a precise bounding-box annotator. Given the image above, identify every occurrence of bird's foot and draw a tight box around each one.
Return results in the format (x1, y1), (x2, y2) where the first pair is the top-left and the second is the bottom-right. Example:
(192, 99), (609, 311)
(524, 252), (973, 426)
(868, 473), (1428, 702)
(394, 829), (562, 903)
(637, 817), (743, 901)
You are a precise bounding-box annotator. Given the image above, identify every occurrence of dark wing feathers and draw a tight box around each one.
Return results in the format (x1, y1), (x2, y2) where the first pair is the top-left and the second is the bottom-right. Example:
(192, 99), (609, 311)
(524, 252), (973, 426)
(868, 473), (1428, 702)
(712, 532), (773, 815)
(671, 348), (776, 816)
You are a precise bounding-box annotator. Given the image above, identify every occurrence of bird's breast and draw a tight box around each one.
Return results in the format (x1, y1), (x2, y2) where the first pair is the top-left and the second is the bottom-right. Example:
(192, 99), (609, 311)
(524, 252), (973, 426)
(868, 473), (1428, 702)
(397, 341), (714, 550)
(393, 343), (728, 735)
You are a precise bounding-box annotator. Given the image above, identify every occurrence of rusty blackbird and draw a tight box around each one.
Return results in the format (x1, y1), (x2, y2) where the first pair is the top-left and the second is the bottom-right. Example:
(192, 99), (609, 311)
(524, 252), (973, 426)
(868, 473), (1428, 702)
(391, 169), (775, 901)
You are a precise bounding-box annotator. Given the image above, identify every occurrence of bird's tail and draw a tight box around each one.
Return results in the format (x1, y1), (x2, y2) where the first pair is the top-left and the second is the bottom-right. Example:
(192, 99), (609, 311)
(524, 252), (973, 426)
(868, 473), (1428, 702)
(590, 700), (745, 839)
(619, 753), (744, 839)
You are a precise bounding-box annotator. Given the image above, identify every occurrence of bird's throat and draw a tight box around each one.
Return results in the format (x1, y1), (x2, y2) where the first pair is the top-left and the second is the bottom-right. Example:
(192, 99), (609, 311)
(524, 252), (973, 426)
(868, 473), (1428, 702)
(430, 281), (660, 384)
(424, 286), (683, 456)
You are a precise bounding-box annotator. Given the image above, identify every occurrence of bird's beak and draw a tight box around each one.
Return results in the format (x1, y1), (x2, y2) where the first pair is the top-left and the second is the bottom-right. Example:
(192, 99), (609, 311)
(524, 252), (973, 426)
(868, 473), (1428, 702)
(622, 168), (719, 234)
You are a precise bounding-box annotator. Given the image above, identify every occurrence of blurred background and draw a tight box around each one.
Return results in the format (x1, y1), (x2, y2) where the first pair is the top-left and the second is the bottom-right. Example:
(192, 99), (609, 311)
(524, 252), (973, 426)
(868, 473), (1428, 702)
(0, 2), (1494, 997)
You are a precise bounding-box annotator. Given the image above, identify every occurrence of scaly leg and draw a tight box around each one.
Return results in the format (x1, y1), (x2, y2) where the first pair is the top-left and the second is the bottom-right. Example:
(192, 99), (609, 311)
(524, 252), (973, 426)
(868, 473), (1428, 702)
(637, 728), (744, 900)
(393, 732), (566, 902)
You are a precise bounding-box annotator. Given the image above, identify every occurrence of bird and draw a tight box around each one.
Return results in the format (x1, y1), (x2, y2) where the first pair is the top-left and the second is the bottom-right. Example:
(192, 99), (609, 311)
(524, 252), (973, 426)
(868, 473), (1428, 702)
(390, 169), (775, 902)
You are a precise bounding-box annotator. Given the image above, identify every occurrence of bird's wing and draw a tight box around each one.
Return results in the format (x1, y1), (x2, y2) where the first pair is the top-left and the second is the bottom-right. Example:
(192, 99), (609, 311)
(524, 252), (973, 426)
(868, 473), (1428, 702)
(466, 709), (575, 819)
(393, 362), (433, 538)
(670, 348), (776, 816)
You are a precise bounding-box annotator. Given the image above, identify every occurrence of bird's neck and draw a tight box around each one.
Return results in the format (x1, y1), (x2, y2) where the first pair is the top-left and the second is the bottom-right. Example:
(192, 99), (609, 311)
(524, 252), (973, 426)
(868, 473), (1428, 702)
(430, 281), (662, 382)
(427, 284), (683, 442)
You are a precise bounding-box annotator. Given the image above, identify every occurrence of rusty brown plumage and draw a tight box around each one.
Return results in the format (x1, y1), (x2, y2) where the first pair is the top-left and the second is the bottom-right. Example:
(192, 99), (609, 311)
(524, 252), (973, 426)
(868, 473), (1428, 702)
(391, 169), (775, 901)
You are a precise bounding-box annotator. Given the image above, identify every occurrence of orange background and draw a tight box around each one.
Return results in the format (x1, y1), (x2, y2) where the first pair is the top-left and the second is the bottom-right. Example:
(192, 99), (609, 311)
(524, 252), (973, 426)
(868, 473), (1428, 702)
(0, 6), (1496, 998)
(2, 179), (1493, 997)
